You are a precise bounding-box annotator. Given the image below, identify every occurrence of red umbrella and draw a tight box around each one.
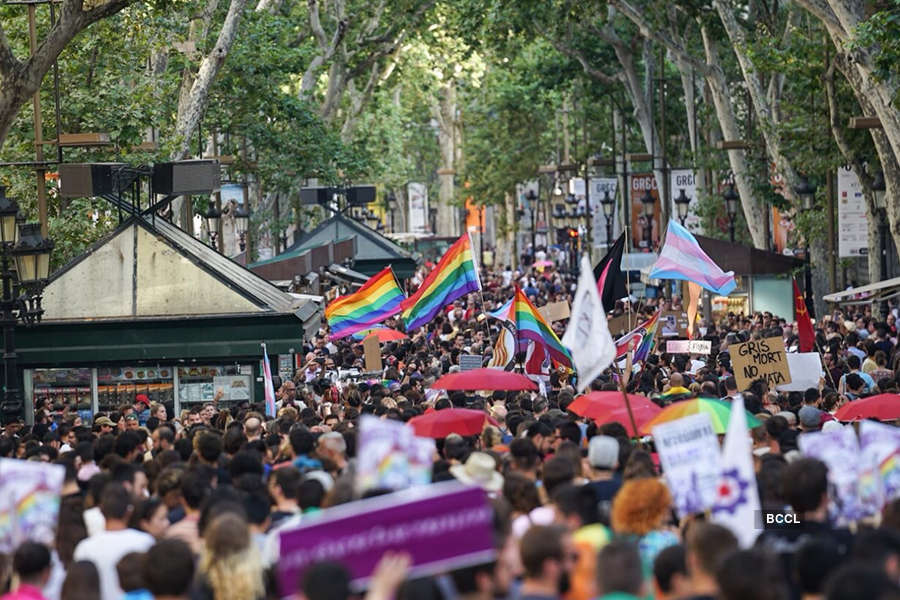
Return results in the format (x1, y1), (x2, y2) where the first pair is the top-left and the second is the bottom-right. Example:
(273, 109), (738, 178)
(358, 328), (408, 342)
(430, 368), (537, 391)
(834, 394), (900, 421)
(594, 403), (662, 437)
(409, 408), (492, 438)
(568, 391), (657, 419)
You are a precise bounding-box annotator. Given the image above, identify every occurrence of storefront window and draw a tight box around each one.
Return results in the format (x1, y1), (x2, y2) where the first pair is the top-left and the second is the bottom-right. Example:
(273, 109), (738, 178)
(97, 367), (174, 413)
(31, 369), (92, 415)
(177, 365), (252, 409)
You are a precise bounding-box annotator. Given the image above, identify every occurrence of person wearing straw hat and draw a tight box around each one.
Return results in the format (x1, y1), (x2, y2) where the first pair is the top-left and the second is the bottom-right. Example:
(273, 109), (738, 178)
(450, 452), (504, 495)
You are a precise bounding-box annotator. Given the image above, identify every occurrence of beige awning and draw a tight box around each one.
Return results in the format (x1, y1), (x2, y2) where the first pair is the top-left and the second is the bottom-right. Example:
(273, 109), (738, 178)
(823, 276), (900, 304)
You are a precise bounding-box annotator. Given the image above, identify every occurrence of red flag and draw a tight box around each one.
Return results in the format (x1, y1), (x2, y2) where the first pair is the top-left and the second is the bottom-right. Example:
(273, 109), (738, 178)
(793, 279), (815, 352)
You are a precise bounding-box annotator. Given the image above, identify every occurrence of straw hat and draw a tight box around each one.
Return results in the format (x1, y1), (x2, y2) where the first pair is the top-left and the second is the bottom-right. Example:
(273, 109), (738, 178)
(449, 452), (504, 493)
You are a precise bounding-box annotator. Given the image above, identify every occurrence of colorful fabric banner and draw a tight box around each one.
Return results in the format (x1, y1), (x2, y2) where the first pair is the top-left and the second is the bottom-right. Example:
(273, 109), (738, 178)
(401, 234), (481, 331)
(593, 233), (627, 313)
(614, 310), (660, 363)
(513, 286), (573, 369)
(326, 267), (405, 340)
(649, 220), (736, 296)
(262, 343), (276, 418)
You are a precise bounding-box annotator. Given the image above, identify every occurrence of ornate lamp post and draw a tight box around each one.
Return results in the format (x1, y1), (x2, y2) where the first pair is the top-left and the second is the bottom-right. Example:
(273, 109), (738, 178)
(525, 189), (538, 263)
(0, 187), (53, 421)
(723, 183), (739, 243)
(600, 190), (614, 247)
(234, 204), (250, 253)
(204, 204), (221, 249)
(674, 188), (691, 227)
(794, 176), (817, 319)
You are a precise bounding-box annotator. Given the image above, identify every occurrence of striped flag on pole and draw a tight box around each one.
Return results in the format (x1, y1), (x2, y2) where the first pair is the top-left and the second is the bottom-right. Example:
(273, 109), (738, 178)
(262, 343), (276, 417)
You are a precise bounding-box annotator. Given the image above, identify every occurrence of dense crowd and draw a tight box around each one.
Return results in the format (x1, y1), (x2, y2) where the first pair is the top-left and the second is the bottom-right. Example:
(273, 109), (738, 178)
(1, 262), (899, 600)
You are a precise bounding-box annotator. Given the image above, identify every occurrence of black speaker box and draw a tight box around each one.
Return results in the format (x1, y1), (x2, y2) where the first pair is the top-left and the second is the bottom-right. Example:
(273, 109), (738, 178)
(152, 160), (220, 195)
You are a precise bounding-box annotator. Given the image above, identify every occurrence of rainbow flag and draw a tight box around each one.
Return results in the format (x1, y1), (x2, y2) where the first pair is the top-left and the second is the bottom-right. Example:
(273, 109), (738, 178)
(513, 286), (572, 368)
(326, 266), (406, 340)
(614, 310), (660, 362)
(401, 234), (481, 331)
(650, 220), (736, 296)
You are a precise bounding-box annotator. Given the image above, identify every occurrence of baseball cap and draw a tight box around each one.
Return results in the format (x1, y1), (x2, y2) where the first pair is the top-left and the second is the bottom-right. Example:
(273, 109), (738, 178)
(94, 416), (114, 427)
(124, 413), (138, 422)
(798, 405), (822, 429)
(135, 394), (150, 407)
(588, 435), (619, 469)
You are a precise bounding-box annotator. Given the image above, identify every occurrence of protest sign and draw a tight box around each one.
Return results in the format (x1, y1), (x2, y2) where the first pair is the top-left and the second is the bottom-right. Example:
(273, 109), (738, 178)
(799, 426), (863, 524)
(607, 314), (630, 336)
(661, 311), (690, 337)
(363, 334), (382, 373)
(666, 340), (712, 354)
(731, 336), (791, 391)
(278, 481), (495, 595)
(356, 416), (435, 494)
(775, 352), (824, 392)
(652, 413), (721, 517)
(459, 354), (483, 372)
(859, 421), (900, 516)
(0, 459), (65, 552)
(538, 301), (570, 323)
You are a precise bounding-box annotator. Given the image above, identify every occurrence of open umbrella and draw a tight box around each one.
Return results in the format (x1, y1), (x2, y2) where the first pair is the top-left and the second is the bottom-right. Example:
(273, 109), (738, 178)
(569, 392), (657, 420)
(594, 403), (662, 437)
(430, 368), (537, 391)
(834, 393), (900, 421)
(639, 397), (761, 435)
(353, 327), (408, 342)
(409, 408), (492, 438)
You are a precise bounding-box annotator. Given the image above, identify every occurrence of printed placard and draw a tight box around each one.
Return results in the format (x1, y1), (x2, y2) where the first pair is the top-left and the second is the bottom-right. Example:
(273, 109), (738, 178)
(731, 336), (791, 391)
(459, 354), (483, 371)
(666, 340), (712, 354)
(0, 460), (65, 552)
(652, 413), (721, 517)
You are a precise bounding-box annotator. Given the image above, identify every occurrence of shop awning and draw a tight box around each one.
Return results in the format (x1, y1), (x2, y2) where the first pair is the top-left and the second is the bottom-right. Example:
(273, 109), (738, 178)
(822, 276), (900, 305)
(693, 235), (804, 275)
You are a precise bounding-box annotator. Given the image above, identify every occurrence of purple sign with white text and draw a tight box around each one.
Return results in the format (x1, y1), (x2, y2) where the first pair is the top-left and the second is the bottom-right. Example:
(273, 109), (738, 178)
(277, 481), (495, 597)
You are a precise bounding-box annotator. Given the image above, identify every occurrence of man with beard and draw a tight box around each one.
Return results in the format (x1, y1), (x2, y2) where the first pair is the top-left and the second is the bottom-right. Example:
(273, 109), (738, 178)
(517, 524), (576, 600)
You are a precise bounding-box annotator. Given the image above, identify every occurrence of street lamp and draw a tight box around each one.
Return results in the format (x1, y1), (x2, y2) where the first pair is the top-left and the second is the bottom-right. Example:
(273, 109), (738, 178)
(723, 183), (739, 243)
(640, 189), (655, 251)
(233, 204), (250, 252)
(525, 189), (538, 265)
(386, 192), (397, 233)
(204, 204), (221, 249)
(600, 190), (614, 247)
(674, 188), (691, 227)
(794, 176), (817, 319)
(0, 187), (53, 421)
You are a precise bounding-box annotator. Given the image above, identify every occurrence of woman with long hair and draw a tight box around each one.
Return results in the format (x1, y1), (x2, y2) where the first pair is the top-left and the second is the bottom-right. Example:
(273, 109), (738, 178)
(194, 513), (265, 600)
(60, 560), (101, 600)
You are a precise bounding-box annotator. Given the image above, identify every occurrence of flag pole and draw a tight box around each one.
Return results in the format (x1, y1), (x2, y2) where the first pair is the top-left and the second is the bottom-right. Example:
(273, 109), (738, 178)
(814, 339), (838, 390)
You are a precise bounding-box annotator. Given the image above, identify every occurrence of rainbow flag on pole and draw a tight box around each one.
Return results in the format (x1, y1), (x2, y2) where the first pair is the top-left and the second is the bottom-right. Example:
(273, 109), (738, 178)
(614, 310), (660, 363)
(325, 266), (405, 340)
(401, 234), (481, 331)
(513, 286), (573, 368)
(261, 343), (276, 417)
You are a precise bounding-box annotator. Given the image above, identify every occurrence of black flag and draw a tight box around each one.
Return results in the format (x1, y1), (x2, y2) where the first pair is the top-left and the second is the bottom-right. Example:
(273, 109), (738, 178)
(593, 233), (627, 313)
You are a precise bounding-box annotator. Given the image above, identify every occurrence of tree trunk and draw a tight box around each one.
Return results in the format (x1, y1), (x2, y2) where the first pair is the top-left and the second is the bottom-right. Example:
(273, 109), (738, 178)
(433, 80), (459, 237)
(495, 190), (516, 270)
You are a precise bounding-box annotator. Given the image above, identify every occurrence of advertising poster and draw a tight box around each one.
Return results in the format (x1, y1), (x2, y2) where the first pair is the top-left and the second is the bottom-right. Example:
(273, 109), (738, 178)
(408, 182), (428, 233)
(629, 173), (661, 251)
(669, 169), (700, 233)
(837, 166), (868, 257)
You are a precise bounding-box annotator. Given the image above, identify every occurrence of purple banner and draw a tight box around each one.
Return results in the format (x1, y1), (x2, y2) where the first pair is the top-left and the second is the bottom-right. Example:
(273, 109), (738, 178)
(277, 481), (495, 597)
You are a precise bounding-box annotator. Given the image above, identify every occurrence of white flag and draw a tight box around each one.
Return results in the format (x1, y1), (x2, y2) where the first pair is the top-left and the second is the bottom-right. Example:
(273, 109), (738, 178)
(712, 395), (761, 547)
(562, 255), (616, 392)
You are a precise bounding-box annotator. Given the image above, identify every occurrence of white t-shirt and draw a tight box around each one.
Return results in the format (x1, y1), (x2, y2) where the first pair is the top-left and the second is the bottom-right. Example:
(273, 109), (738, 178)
(73, 528), (155, 600)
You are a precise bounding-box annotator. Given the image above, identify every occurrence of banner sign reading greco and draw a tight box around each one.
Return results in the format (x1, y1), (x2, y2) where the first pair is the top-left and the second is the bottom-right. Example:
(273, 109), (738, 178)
(278, 482), (494, 596)
(731, 336), (791, 391)
(652, 413), (721, 517)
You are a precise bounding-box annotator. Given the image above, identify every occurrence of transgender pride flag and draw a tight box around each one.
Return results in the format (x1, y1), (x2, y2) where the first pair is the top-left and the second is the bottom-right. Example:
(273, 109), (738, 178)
(261, 343), (276, 417)
(649, 220), (736, 296)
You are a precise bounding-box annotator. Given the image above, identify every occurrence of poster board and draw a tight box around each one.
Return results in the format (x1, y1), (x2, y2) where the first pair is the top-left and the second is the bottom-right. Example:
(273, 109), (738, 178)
(538, 301), (570, 323)
(661, 311), (690, 337)
(731, 336), (791, 391)
(652, 413), (721, 517)
(666, 340), (712, 354)
(459, 355), (483, 371)
(629, 173), (661, 251)
(0, 460), (65, 552)
(363, 334), (382, 373)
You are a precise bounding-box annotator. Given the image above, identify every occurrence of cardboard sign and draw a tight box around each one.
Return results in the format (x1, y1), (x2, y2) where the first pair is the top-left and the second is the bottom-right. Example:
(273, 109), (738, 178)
(278, 481), (495, 594)
(731, 336), (791, 391)
(666, 340), (712, 354)
(459, 354), (483, 371)
(538, 301), (570, 322)
(607, 314), (630, 336)
(652, 413), (721, 517)
(661, 311), (690, 337)
(0, 460), (65, 552)
(363, 334), (382, 373)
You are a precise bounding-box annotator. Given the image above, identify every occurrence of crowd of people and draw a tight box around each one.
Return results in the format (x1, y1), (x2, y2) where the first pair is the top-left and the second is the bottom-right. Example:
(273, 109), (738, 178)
(1, 262), (899, 600)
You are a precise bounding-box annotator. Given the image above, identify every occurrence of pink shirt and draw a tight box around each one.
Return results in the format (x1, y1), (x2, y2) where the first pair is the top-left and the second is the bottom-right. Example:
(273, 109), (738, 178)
(1, 584), (48, 600)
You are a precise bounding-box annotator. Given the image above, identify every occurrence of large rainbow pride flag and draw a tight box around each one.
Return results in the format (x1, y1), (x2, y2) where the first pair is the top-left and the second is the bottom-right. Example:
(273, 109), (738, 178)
(513, 286), (573, 369)
(325, 266), (406, 340)
(402, 234), (481, 331)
